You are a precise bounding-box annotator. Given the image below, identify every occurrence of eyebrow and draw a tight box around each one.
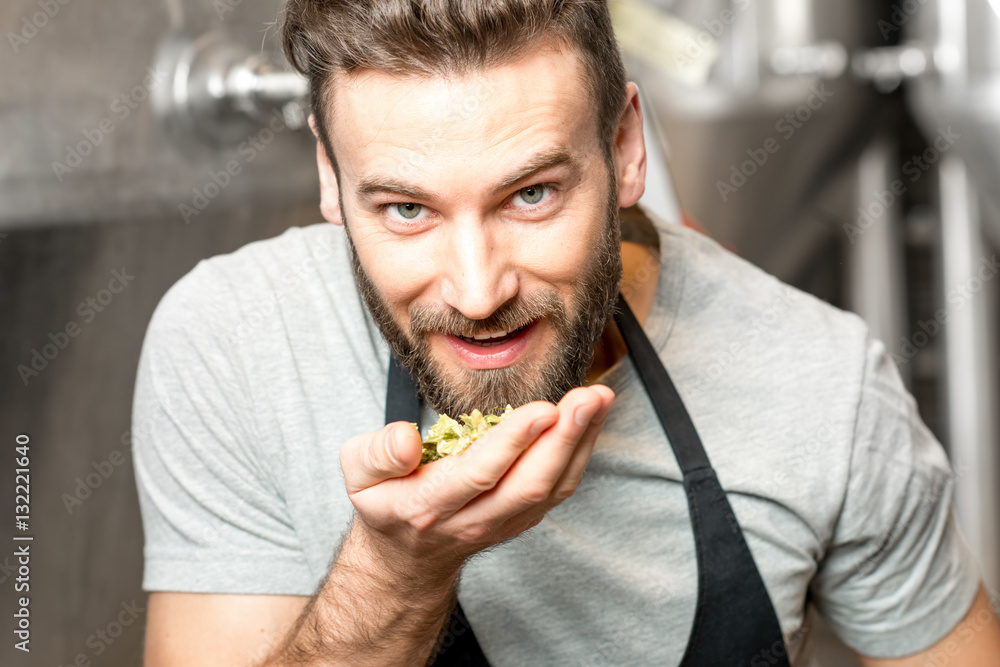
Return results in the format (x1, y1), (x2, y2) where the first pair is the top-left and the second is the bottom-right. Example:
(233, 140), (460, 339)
(355, 146), (582, 204)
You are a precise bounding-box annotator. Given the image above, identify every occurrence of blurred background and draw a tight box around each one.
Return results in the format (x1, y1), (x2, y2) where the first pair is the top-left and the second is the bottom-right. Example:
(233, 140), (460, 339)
(1, 0), (998, 664)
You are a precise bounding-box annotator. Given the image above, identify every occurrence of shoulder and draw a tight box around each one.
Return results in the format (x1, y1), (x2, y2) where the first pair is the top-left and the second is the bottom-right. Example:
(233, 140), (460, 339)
(658, 223), (870, 392)
(138, 221), (368, 429)
(148, 223), (354, 342)
(654, 224), (876, 530)
(156, 223), (349, 311)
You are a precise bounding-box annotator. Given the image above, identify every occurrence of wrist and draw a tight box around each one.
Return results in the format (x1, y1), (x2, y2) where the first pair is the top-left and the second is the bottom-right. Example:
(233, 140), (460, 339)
(342, 516), (461, 596)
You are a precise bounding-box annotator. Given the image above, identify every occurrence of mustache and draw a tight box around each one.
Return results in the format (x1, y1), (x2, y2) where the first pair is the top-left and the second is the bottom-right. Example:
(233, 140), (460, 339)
(409, 290), (567, 338)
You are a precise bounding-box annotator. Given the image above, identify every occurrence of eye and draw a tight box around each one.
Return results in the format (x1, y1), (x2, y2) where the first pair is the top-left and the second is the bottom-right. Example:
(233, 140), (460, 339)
(512, 184), (550, 208)
(385, 202), (429, 222)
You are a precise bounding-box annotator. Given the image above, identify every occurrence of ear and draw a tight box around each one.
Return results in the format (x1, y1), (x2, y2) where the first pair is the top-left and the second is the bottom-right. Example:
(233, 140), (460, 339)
(308, 114), (344, 226)
(612, 82), (647, 209)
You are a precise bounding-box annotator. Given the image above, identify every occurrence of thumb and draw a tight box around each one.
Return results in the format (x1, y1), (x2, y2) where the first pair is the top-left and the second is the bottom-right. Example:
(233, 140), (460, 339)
(342, 422), (421, 494)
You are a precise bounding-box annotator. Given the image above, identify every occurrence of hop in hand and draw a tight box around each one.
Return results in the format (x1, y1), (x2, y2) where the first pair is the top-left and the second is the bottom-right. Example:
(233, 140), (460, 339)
(418, 405), (514, 465)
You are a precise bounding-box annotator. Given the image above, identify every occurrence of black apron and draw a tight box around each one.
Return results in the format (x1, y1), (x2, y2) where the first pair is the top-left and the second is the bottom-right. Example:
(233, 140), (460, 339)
(384, 294), (790, 666)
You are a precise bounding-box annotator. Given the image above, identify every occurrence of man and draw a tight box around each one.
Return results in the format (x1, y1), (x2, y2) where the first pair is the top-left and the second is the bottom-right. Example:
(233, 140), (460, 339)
(134, 1), (1000, 665)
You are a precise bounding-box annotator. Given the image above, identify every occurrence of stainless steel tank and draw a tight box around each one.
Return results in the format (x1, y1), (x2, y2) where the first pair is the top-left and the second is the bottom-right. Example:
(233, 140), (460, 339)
(909, 0), (1000, 244)
(0, 1), (317, 665)
(614, 0), (885, 279)
(907, 0), (1000, 591)
(0, 0), (315, 230)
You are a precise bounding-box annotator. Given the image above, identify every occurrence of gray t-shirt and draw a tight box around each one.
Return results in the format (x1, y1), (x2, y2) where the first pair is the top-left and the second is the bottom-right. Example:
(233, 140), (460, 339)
(132, 213), (980, 664)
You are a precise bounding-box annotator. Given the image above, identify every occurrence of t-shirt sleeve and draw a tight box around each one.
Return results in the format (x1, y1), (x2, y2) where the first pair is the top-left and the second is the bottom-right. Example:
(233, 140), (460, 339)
(810, 336), (981, 657)
(132, 261), (315, 595)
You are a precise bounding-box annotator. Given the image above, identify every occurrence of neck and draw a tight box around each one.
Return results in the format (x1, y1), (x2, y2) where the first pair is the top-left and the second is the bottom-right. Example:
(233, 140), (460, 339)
(586, 237), (660, 383)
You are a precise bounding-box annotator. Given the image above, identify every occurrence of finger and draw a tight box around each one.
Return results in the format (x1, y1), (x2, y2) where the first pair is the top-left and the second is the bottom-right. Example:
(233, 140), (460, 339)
(458, 386), (611, 521)
(497, 506), (548, 540)
(550, 385), (615, 499)
(508, 386), (611, 496)
(422, 401), (559, 518)
(468, 387), (614, 540)
(342, 422), (422, 495)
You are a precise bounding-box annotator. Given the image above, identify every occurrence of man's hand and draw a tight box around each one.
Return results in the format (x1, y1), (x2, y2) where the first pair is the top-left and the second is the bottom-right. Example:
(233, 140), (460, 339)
(146, 387), (615, 667)
(267, 385), (615, 665)
(345, 385), (615, 578)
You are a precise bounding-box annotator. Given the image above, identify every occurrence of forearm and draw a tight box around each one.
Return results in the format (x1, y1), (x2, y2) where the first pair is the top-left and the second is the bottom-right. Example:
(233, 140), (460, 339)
(265, 521), (459, 666)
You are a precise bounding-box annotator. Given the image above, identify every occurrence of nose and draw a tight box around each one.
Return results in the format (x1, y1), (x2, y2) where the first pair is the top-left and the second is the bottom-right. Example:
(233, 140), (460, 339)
(439, 216), (518, 321)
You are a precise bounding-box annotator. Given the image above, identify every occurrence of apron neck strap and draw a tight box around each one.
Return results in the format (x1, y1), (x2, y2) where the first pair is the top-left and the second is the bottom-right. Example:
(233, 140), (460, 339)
(385, 353), (421, 426)
(612, 293), (711, 476)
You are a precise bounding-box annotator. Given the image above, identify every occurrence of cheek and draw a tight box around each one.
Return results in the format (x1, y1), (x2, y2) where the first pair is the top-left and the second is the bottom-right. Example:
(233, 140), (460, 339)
(510, 214), (603, 290)
(353, 228), (435, 315)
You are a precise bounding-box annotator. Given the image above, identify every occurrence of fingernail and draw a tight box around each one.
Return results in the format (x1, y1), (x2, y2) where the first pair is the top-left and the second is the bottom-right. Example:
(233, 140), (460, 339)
(386, 426), (403, 468)
(574, 403), (598, 426)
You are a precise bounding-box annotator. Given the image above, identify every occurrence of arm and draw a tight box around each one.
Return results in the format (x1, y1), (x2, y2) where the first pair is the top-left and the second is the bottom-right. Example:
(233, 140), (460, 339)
(143, 538), (457, 667)
(145, 386), (615, 665)
(264, 520), (460, 665)
(144, 593), (307, 666)
(265, 386), (613, 665)
(810, 336), (994, 660)
(857, 584), (1000, 666)
(143, 506), (461, 667)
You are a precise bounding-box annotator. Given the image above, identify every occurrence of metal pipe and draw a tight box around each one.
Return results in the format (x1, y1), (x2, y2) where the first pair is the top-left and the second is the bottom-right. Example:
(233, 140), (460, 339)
(847, 136), (909, 384)
(939, 155), (1000, 591)
(153, 31), (309, 146)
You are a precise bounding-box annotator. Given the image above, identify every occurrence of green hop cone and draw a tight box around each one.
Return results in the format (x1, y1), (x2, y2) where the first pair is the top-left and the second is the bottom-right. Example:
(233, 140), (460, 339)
(418, 405), (514, 465)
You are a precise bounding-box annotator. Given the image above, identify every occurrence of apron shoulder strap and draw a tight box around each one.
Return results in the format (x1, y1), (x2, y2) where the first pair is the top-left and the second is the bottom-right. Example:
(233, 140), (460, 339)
(611, 295), (710, 474)
(613, 294), (790, 666)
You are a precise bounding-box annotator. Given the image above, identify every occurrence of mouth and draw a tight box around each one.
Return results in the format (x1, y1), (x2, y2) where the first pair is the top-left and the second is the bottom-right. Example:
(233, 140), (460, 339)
(454, 323), (531, 347)
(441, 321), (539, 370)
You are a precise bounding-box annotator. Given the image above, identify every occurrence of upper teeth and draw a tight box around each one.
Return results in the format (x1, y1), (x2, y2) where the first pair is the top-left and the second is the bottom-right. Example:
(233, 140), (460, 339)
(472, 330), (511, 341)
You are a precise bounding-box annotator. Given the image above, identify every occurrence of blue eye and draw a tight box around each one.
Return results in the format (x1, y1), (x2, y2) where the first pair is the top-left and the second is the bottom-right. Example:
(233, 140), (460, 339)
(395, 203), (423, 219)
(516, 185), (546, 206)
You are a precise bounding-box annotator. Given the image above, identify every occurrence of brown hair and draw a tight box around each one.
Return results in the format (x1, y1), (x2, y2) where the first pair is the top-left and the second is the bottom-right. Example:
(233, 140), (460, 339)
(279, 0), (627, 179)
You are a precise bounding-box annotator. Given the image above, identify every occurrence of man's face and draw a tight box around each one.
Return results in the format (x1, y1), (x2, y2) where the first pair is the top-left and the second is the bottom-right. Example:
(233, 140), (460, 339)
(326, 41), (626, 416)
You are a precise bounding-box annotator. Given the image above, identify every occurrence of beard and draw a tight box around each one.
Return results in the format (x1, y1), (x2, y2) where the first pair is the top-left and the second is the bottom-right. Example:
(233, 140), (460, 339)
(344, 166), (623, 418)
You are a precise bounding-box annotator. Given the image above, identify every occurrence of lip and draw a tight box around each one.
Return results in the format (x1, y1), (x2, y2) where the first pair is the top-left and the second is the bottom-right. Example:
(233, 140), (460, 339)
(441, 321), (539, 370)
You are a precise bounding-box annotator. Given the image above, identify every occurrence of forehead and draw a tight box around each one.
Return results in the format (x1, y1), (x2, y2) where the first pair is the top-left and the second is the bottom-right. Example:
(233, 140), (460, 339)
(326, 42), (599, 188)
